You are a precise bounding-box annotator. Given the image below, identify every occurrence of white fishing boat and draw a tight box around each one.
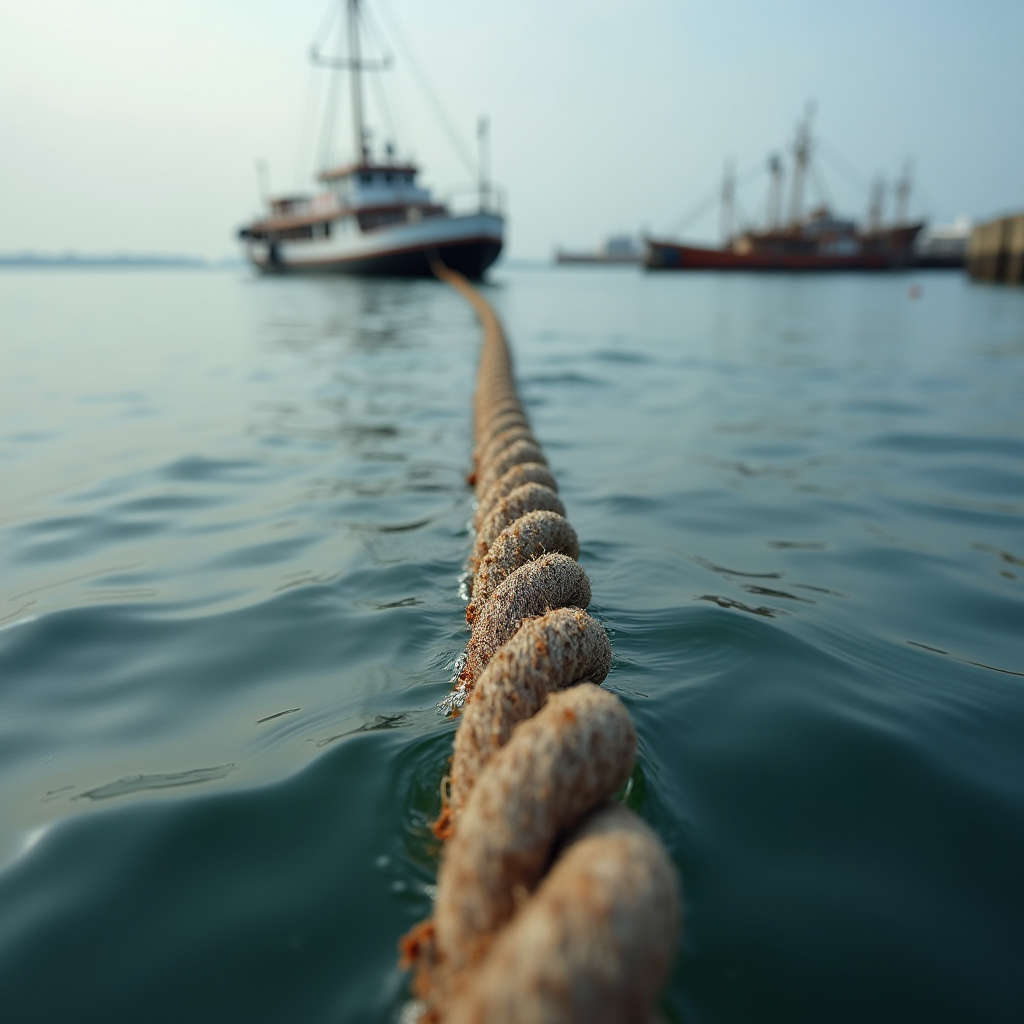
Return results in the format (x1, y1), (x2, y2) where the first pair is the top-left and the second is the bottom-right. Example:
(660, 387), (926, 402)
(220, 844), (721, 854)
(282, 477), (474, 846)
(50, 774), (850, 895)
(238, 0), (504, 278)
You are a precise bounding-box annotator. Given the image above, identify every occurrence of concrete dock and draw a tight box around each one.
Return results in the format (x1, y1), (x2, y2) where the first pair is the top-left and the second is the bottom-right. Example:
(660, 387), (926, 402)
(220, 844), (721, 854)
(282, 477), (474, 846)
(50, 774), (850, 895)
(967, 213), (1024, 284)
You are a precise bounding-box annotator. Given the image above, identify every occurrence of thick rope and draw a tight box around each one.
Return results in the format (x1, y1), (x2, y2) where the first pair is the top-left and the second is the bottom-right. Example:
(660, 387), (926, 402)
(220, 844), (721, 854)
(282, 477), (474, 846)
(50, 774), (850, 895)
(400, 264), (680, 1023)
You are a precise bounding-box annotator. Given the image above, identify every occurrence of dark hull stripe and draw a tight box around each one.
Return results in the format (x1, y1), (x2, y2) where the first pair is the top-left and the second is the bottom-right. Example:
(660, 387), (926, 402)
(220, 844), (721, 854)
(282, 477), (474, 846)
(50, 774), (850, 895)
(255, 237), (503, 280)
(645, 241), (911, 272)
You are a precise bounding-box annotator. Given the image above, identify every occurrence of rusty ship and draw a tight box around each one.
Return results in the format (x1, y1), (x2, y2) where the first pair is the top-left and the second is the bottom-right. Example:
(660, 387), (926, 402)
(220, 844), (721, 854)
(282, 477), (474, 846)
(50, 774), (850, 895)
(645, 111), (923, 272)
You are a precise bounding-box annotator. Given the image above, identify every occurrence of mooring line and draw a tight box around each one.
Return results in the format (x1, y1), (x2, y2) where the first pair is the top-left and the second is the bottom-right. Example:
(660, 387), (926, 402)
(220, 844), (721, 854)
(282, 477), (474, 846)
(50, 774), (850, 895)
(399, 262), (679, 1023)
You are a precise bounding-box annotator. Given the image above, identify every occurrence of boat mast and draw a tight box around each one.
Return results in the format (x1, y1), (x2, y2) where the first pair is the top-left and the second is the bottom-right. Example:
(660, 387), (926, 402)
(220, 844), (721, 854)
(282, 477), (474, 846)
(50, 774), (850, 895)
(767, 154), (783, 230)
(310, 1), (391, 169)
(348, 0), (367, 162)
(478, 116), (490, 212)
(867, 176), (886, 232)
(720, 160), (735, 244)
(787, 105), (814, 228)
(893, 160), (912, 226)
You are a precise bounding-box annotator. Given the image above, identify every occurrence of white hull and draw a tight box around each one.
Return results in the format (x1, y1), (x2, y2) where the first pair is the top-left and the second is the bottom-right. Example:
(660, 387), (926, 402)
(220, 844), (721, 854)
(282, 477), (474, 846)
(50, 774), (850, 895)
(243, 210), (503, 277)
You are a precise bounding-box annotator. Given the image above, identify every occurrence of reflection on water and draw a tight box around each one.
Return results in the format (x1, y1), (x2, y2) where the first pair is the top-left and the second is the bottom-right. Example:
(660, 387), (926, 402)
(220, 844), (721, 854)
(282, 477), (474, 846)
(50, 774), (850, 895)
(0, 267), (1022, 1023)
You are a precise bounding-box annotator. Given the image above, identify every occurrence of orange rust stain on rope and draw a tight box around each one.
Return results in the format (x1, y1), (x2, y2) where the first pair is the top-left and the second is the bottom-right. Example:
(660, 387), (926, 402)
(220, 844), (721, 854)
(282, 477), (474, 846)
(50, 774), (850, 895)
(399, 920), (437, 972)
(432, 806), (455, 841)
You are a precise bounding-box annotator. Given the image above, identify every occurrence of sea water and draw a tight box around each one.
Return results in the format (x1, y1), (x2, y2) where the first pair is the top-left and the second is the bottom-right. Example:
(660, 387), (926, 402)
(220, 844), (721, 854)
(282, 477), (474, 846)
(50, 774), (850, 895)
(0, 266), (1021, 1023)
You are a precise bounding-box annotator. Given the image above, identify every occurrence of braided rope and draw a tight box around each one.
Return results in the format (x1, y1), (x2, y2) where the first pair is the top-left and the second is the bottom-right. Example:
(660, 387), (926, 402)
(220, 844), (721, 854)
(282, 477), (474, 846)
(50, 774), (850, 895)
(400, 264), (680, 1023)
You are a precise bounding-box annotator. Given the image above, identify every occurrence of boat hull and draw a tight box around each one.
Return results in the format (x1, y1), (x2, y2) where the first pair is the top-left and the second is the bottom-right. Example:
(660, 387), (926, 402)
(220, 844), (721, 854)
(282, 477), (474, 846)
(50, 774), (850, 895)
(245, 212), (503, 279)
(645, 239), (901, 272)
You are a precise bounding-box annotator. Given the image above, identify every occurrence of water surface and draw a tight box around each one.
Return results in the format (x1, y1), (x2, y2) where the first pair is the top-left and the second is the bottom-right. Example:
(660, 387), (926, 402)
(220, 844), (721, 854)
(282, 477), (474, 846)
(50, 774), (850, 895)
(0, 266), (1021, 1022)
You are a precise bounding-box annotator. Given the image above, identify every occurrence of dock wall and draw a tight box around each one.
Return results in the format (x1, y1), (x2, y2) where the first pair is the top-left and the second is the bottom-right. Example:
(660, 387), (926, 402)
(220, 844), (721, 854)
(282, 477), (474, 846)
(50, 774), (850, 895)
(967, 213), (1024, 284)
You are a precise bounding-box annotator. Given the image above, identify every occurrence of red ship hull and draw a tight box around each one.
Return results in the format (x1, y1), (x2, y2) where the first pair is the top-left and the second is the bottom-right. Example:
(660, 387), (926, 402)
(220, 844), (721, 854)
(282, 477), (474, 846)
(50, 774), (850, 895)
(645, 239), (902, 272)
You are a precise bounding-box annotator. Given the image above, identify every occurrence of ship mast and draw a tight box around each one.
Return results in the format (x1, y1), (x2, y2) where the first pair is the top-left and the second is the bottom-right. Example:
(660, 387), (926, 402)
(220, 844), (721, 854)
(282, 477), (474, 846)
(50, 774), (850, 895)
(720, 160), (736, 244)
(893, 160), (912, 226)
(478, 116), (491, 212)
(766, 154), (784, 230)
(786, 105), (814, 228)
(348, 0), (368, 162)
(867, 176), (886, 232)
(310, 0), (391, 168)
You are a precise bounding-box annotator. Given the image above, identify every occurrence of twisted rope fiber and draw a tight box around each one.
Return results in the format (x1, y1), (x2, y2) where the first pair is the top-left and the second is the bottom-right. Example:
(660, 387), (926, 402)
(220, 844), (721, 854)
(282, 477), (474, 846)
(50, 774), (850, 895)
(400, 264), (679, 1023)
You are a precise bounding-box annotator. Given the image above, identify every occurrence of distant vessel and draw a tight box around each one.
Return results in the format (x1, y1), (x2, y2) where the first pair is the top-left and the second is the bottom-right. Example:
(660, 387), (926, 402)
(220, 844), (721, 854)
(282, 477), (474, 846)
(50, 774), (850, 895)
(913, 217), (971, 269)
(238, 0), (503, 278)
(555, 235), (641, 265)
(646, 111), (924, 272)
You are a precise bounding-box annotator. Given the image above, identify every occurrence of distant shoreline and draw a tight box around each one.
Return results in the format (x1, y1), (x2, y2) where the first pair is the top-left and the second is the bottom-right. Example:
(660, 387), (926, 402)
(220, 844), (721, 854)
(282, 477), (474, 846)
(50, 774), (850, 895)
(0, 253), (549, 271)
(0, 253), (241, 269)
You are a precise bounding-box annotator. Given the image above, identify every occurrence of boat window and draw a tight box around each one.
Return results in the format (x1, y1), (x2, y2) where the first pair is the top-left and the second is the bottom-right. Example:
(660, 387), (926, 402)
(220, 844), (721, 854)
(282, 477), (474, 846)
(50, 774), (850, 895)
(357, 208), (408, 232)
(384, 172), (392, 183)
(274, 225), (314, 241)
(360, 172), (371, 185)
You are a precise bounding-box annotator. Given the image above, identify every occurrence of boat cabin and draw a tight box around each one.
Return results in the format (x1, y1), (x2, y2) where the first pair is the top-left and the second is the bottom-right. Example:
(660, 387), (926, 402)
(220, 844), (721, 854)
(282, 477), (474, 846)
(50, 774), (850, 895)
(319, 161), (431, 208)
(240, 161), (443, 242)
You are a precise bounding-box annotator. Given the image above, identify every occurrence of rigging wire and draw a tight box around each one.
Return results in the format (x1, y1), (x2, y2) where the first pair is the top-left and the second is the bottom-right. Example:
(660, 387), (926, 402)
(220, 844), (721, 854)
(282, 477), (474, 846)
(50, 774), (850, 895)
(310, 0), (341, 53)
(809, 162), (833, 210)
(816, 137), (871, 193)
(357, 3), (400, 156)
(666, 186), (720, 235)
(315, 11), (348, 172)
(373, 0), (478, 176)
(820, 136), (932, 221)
(732, 196), (751, 235)
(368, 3), (415, 155)
(666, 161), (765, 236)
(669, 134), (933, 238)
(289, 1), (340, 191)
(361, 0), (416, 156)
(293, 62), (326, 190)
(316, 68), (344, 172)
(366, 66), (399, 158)
(912, 179), (937, 221)
(733, 162), (767, 193)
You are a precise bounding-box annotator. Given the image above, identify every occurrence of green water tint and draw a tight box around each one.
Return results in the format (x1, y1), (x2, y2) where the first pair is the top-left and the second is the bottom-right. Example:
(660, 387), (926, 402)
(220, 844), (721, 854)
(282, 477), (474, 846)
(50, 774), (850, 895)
(0, 268), (1022, 1022)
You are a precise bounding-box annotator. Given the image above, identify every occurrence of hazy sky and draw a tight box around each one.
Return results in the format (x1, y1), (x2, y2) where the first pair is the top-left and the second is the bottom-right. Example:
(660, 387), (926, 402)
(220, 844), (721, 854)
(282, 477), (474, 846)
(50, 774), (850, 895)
(1, 0), (1021, 259)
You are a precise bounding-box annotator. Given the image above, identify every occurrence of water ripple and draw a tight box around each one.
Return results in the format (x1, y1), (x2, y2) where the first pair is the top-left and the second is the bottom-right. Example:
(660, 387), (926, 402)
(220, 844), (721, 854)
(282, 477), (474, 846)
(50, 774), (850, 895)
(0, 268), (1020, 1023)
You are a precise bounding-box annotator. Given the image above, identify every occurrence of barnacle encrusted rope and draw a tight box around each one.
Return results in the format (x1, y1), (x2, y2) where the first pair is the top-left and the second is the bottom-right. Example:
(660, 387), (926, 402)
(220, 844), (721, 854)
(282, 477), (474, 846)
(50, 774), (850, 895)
(400, 263), (680, 1023)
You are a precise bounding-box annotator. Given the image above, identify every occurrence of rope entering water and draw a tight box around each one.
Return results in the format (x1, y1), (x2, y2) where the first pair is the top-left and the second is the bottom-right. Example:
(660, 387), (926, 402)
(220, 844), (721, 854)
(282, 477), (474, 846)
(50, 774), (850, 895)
(400, 262), (680, 1023)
